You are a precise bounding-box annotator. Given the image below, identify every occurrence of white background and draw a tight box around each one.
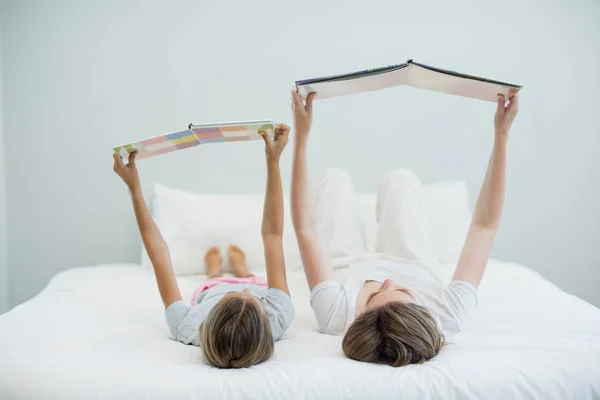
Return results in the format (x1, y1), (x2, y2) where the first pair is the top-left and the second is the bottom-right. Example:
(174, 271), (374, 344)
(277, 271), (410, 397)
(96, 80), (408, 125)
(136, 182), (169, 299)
(0, 0), (598, 311)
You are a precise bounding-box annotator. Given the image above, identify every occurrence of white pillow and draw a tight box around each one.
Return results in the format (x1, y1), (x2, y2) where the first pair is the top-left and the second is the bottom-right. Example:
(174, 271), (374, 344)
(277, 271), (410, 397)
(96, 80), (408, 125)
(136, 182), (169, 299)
(141, 184), (302, 275)
(141, 179), (470, 275)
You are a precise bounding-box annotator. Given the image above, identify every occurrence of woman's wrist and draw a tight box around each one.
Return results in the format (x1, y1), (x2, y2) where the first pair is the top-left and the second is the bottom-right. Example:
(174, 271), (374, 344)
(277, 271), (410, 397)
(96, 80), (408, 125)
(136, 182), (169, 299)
(294, 134), (309, 150)
(129, 183), (142, 196)
(493, 135), (508, 149)
(266, 157), (281, 167)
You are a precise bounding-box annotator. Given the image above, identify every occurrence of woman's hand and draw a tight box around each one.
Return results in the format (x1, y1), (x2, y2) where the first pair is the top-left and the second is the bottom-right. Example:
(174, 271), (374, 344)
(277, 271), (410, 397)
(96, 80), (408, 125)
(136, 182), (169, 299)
(113, 151), (140, 190)
(291, 89), (317, 140)
(260, 123), (290, 162)
(494, 93), (519, 143)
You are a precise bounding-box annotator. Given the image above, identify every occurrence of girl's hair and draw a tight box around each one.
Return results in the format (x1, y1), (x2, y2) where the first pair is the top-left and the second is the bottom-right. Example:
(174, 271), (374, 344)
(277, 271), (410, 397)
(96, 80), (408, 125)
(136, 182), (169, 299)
(342, 302), (444, 367)
(199, 296), (274, 368)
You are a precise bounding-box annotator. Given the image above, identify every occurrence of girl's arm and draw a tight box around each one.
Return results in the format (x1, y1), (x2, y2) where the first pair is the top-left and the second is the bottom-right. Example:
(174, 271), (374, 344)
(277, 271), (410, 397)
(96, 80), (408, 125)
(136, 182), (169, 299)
(113, 152), (182, 308)
(290, 91), (334, 290)
(453, 94), (519, 288)
(259, 124), (291, 294)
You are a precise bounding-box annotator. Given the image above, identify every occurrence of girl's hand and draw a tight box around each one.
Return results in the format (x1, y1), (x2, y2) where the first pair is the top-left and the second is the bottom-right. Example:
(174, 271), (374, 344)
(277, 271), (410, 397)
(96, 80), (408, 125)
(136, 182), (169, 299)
(291, 89), (316, 139)
(260, 123), (290, 162)
(495, 93), (519, 143)
(113, 151), (140, 190)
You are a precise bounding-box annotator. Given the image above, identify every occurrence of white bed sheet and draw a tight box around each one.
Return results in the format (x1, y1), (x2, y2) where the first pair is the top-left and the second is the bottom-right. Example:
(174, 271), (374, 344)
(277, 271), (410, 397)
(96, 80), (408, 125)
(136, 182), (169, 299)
(0, 260), (599, 400)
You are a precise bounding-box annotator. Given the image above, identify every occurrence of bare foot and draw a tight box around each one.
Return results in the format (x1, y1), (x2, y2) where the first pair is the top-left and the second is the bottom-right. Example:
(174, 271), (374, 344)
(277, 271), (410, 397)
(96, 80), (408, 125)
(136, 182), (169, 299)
(228, 245), (254, 278)
(204, 247), (222, 278)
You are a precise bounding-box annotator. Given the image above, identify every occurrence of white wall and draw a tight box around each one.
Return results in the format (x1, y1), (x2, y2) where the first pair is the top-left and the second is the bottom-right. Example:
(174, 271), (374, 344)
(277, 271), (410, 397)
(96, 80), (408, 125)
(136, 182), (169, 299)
(1, 0), (599, 307)
(0, 18), (7, 314)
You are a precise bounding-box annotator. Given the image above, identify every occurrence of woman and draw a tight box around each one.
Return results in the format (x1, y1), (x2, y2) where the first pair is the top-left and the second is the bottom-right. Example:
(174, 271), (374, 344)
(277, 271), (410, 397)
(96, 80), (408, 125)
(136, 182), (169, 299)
(290, 90), (519, 366)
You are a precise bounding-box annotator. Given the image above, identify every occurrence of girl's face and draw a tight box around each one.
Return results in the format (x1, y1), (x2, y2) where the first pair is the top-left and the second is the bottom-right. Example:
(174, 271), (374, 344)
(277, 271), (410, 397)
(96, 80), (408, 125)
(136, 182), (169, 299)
(364, 279), (416, 311)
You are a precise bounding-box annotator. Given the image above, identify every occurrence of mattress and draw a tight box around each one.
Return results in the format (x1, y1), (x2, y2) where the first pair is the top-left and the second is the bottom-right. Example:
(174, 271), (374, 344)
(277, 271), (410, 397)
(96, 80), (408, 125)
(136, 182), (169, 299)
(0, 260), (599, 400)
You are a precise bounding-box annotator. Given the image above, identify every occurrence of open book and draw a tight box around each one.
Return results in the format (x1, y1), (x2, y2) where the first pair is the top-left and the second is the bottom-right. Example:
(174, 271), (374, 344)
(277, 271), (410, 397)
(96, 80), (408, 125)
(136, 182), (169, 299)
(113, 120), (275, 160)
(296, 60), (522, 102)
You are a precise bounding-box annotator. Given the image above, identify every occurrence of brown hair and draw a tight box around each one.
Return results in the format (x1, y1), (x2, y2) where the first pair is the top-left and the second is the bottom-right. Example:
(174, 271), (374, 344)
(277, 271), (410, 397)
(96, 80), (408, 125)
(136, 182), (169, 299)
(342, 302), (444, 367)
(199, 296), (274, 368)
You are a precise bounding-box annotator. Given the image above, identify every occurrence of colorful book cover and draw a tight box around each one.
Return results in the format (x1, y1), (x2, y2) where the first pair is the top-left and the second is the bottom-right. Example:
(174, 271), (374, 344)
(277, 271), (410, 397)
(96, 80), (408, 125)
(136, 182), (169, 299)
(113, 120), (275, 160)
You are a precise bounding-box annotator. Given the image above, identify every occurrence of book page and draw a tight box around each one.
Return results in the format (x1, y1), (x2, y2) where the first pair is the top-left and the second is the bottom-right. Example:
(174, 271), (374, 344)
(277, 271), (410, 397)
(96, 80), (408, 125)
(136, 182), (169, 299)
(297, 67), (410, 99)
(296, 64), (407, 86)
(407, 64), (521, 102)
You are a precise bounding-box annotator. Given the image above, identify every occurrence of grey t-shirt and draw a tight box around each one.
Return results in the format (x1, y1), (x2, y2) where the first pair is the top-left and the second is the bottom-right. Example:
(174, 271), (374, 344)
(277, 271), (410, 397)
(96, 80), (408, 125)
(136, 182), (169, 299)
(165, 283), (294, 346)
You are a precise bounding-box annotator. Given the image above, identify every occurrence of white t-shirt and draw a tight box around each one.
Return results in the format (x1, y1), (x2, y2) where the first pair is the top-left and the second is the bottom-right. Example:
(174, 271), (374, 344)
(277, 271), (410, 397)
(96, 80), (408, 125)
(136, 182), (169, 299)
(310, 258), (478, 336)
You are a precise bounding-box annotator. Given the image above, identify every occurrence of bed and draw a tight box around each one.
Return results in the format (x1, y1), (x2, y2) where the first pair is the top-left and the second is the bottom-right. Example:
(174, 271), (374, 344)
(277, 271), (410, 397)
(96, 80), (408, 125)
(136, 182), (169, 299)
(0, 260), (599, 400)
(2, 181), (600, 399)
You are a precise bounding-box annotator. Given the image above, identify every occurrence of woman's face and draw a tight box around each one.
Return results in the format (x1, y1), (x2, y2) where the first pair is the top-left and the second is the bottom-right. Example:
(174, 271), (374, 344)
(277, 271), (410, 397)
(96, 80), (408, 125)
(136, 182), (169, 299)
(364, 279), (416, 311)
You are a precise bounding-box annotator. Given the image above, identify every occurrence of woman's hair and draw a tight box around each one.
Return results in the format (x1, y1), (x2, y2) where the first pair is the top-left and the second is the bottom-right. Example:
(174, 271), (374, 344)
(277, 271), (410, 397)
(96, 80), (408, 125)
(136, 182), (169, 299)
(199, 295), (274, 368)
(342, 302), (444, 367)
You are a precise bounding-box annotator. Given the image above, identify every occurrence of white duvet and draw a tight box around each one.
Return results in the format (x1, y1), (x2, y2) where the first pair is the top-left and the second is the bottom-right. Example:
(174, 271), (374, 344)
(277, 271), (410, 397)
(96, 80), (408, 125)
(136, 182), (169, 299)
(0, 261), (599, 400)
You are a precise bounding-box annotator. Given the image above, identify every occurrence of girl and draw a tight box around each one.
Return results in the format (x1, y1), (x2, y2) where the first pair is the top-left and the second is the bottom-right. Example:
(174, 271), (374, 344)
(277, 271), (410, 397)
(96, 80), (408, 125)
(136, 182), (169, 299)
(113, 124), (294, 369)
(290, 90), (519, 367)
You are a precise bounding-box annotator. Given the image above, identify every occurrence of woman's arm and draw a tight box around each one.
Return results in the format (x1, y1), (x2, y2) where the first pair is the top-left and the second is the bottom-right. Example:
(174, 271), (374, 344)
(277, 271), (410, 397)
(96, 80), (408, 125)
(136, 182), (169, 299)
(290, 91), (334, 290)
(113, 152), (182, 308)
(259, 124), (291, 294)
(453, 94), (519, 288)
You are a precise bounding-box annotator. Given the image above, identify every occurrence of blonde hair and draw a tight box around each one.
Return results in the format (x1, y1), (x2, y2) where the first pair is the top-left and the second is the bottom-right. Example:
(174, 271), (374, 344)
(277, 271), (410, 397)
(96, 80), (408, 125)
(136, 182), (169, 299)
(199, 296), (274, 368)
(342, 302), (444, 367)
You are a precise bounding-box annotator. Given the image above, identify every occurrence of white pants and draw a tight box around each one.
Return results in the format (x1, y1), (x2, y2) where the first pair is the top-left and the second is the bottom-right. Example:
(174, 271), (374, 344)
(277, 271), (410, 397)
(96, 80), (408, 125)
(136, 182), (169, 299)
(316, 168), (434, 267)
